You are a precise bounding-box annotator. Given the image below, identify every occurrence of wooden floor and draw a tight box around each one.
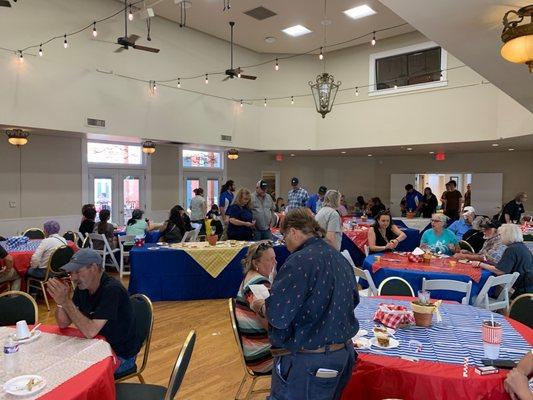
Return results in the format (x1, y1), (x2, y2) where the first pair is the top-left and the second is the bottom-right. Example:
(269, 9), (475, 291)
(37, 274), (270, 399)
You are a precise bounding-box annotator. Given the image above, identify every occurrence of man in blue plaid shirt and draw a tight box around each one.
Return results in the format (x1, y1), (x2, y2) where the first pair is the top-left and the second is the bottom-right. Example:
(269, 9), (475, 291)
(286, 177), (309, 212)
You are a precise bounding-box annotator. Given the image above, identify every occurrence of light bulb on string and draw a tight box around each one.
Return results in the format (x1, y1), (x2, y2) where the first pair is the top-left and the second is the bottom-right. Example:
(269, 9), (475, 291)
(264, 98), (267, 107)
(440, 72), (444, 81)
(63, 34), (68, 48)
(319, 47), (324, 60)
(240, 99), (243, 107)
(18, 51), (23, 62)
(275, 58), (279, 71)
(92, 22), (98, 38)
(153, 81), (157, 91)
(128, 5), (134, 21)
(205, 74), (209, 84)
(291, 96), (294, 105)
(237, 70), (241, 78)
(355, 87), (359, 96)
(371, 31), (376, 46)
(177, 78), (181, 88)
(38, 45), (43, 57)
(393, 84), (398, 90)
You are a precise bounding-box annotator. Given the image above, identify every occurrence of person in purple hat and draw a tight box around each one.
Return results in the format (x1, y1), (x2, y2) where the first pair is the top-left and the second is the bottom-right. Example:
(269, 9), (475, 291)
(27, 220), (67, 279)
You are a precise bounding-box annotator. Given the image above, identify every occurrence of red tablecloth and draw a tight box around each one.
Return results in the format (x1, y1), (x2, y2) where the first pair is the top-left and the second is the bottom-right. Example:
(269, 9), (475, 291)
(37, 325), (116, 400)
(372, 252), (482, 283)
(342, 298), (533, 400)
(343, 228), (371, 253)
(8, 241), (78, 277)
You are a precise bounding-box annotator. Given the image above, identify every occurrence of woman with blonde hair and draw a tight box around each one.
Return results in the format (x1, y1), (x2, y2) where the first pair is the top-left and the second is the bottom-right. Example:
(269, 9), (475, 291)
(315, 189), (343, 251)
(226, 188), (255, 240)
(476, 224), (532, 298)
(235, 241), (276, 373)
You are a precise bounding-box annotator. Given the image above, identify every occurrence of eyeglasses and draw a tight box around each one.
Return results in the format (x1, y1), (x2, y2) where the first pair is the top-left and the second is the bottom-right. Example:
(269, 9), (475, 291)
(431, 219), (443, 223)
(251, 241), (273, 259)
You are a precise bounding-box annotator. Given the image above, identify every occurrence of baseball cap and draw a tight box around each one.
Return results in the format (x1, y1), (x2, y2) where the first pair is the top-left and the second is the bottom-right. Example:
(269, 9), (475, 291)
(462, 206), (476, 215)
(318, 186), (327, 195)
(61, 248), (102, 272)
(291, 177), (299, 186)
(479, 218), (501, 229)
(257, 180), (268, 190)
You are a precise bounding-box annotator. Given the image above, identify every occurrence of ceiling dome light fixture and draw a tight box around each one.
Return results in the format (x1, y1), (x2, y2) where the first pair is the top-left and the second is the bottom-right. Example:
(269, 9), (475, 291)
(501, 5), (533, 73)
(6, 129), (29, 147)
(227, 148), (239, 160)
(142, 140), (156, 154)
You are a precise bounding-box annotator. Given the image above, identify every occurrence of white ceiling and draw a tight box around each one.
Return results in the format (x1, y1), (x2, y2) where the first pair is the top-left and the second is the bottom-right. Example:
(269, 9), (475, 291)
(378, 0), (533, 112)
(132, 0), (414, 54)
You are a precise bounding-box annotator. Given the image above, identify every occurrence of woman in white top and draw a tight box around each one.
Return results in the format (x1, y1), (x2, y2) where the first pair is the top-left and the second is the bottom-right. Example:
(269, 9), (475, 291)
(190, 188), (207, 224)
(27, 220), (68, 279)
(315, 190), (343, 251)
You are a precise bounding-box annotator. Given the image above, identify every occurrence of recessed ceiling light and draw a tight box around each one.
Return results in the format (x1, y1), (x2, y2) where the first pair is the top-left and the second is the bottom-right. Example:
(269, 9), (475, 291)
(343, 5), (377, 20)
(282, 25), (312, 37)
(492, 143), (499, 147)
(341, 151), (347, 154)
(367, 154), (373, 157)
(508, 148), (515, 151)
(264, 36), (276, 43)
(406, 147), (413, 151)
(429, 151), (435, 154)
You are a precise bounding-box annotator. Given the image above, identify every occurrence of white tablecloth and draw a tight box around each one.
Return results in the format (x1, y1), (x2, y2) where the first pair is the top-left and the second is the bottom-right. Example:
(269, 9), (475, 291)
(394, 218), (431, 231)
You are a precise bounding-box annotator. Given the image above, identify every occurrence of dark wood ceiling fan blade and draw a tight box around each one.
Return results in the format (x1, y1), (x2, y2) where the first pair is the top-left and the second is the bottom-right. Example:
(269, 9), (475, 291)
(240, 75), (257, 80)
(222, 76), (231, 82)
(132, 44), (160, 53)
(127, 34), (140, 43)
(0, 0), (12, 7)
(114, 46), (126, 53)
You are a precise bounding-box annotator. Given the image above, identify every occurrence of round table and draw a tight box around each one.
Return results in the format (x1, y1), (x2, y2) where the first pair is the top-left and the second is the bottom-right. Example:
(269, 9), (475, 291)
(342, 296), (533, 400)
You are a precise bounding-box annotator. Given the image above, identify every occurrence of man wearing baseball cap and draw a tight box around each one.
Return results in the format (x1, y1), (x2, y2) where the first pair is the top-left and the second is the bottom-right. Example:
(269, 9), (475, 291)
(251, 180), (276, 240)
(453, 218), (506, 265)
(46, 249), (140, 377)
(286, 177), (309, 212)
(306, 186), (327, 214)
(448, 206), (476, 241)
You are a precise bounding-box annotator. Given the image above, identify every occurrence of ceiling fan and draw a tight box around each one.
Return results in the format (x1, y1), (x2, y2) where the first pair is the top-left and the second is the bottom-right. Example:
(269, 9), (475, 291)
(115, 0), (159, 53)
(0, 0), (16, 8)
(223, 21), (257, 81)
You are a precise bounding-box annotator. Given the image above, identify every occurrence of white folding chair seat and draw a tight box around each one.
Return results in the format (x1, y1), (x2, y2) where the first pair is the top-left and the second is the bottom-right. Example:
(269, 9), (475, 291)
(473, 272), (519, 313)
(422, 277), (473, 305)
(87, 233), (120, 271)
(341, 250), (378, 297)
(118, 235), (136, 279)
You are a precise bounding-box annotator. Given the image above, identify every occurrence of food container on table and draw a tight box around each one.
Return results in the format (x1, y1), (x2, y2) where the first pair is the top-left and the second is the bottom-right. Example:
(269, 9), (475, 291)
(134, 236), (145, 247)
(207, 235), (217, 246)
(411, 300), (442, 327)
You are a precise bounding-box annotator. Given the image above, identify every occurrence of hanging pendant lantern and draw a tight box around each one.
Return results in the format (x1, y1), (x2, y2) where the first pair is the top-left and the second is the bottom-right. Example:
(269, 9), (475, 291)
(5, 129), (29, 147)
(142, 140), (156, 154)
(309, 72), (341, 118)
(227, 148), (239, 160)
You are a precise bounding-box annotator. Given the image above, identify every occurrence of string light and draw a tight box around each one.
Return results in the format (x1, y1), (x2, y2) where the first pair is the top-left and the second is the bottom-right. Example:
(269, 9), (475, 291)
(177, 78), (181, 88)
(319, 47), (324, 60)
(205, 74), (209, 84)
(237, 70), (241, 78)
(18, 51), (23, 62)
(393, 84), (398, 89)
(275, 58), (279, 70)
(264, 98), (267, 107)
(128, 4), (134, 21)
(92, 22), (97, 38)
(291, 96), (294, 104)
(440, 72), (444, 81)
(38, 44), (43, 57)
(63, 34), (68, 48)
(371, 31), (376, 46)
(153, 81), (157, 91)
(355, 87), (359, 96)
(240, 99), (243, 107)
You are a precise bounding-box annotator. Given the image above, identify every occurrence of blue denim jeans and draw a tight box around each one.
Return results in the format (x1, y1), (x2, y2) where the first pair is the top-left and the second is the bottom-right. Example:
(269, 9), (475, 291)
(114, 355), (137, 377)
(268, 344), (356, 400)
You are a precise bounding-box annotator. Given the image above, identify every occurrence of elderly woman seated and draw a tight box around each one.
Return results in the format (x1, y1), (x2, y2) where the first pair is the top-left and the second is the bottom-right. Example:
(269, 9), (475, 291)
(235, 241), (276, 374)
(453, 218), (506, 264)
(367, 211), (406, 253)
(475, 224), (533, 299)
(420, 213), (459, 255)
(27, 220), (68, 279)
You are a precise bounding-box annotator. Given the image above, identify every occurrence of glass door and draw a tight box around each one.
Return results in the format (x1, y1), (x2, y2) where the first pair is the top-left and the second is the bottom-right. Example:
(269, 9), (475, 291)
(120, 171), (145, 225)
(183, 173), (222, 214)
(89, 170), (117, 223)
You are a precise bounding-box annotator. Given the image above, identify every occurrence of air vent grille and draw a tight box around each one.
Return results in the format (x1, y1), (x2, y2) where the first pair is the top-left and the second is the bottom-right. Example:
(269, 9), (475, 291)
(87, 118), (105, 127)
(221, 134), (232, 142)
(243, 6), (277, 20)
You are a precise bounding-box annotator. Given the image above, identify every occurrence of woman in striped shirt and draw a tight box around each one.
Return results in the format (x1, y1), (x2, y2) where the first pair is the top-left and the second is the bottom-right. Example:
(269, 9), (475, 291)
(235, 241), (276, 374)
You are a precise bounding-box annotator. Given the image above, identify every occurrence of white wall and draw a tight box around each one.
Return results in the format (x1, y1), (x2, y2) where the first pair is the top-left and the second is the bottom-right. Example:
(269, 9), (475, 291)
(0, 1), (531, 151)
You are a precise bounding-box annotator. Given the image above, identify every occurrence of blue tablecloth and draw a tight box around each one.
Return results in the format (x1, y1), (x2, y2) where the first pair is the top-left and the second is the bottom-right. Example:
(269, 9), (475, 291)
(362, 254), (492, 304)
(115, 230), (162, 243)
(128, 245), (246, 301)
(355, 297), (530, 367)
(0, 239), (41, 252)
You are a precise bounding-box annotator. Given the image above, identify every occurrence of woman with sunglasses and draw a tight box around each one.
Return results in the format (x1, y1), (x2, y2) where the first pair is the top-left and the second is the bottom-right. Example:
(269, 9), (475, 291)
(420, 213), (459, 255)
(367, 211), (406, 253)
(235, 241), (276, 373)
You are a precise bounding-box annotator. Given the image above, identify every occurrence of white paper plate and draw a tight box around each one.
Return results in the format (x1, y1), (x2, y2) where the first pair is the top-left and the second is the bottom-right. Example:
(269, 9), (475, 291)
(353, 329), (368, 338)
(147, 247), (160, 250)
(3, 375), (46, 396)
(372, 327), (396, 335)
(11, 330), (41, 344)
(352, 337), (372, 349)
(370, 337), (400, 349)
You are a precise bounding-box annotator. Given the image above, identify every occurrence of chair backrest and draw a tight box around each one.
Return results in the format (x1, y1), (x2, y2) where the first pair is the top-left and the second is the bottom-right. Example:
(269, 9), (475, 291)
(378, 276), (415, 297)
(459, 240), (475, 253)
(228, 298), (254, 376)
(63, 231), (77, 243)
(190, 225), (201, 242)
(509, 294), (533, 328)
(130, 294), (154, 374)
(422, 278), (472, 305)
(181, 230), (192, 243)
(23, 228), (45, 239)
(119, 235), (136, 251)
(474, 272), (520, 311)
(48, 245), (75, 275)
(164, 330), (196, 400)
(0, 290), (38, 326)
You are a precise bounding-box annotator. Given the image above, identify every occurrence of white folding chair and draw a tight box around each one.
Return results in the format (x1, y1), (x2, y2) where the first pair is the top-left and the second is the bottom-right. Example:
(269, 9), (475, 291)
(181, 230), (192, 243)
(118, 235), (136, 279)
(473, 272), (519, 313)
(364, 245), (370, 257)
(87, 233), (121, 272)
(341, 250), (378, 297)
(189, 224), (201, 242)
(422, 277), (473, 305)
(377, 276), (415, 297)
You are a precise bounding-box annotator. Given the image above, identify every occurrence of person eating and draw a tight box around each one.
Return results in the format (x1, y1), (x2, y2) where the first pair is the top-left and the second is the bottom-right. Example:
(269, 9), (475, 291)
(367, 211), (407, 253)
(46, 248), (140, 378)
(420, 213), (459, 255)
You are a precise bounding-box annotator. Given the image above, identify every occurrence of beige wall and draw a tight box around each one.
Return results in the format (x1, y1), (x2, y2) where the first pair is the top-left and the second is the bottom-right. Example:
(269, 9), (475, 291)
(227, 151), (533, 209)
(150, 144), (180, 211)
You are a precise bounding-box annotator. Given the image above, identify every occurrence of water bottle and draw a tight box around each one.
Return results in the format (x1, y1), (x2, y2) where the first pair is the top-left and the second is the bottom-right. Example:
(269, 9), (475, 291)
(3, 336), (20, 374)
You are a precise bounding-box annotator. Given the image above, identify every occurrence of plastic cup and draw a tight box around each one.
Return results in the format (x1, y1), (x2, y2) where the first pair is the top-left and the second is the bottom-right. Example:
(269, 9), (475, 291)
(418, 290), (431, 305)
(15, 320), (30, 339)
(482, 320), (502, 359)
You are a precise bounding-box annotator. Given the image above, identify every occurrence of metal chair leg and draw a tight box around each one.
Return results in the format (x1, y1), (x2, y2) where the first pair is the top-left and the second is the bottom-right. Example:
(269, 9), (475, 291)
(244, 376), (257, 400)
(138, 373), (145, 384)
(40, 281), (50, 311)
(234, 373), (247, 400)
